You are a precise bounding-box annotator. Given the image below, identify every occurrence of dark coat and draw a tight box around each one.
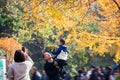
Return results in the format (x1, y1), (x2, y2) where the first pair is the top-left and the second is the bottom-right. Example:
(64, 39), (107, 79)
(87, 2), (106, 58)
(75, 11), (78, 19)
(44, 61), (60, 80)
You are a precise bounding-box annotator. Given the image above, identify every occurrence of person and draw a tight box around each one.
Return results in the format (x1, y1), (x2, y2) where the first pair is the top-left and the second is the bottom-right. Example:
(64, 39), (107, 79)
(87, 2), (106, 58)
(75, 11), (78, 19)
(89, 68), (99, 80)
(96, 68), (104, 80)
(7, 49), (34, 80)
(43, 52), (60, 80)
(82, 67), (87, 76)
(86, 65), (96, 80)
(41, 70), (48, 80)
(64, 71), (71, 80)
(74, 69), (87, 80)
(52, 39), (68, 67)
(31, 66), (42, 80)
(52, 39), (68, 78)
(104, 66), (111, 80)
(112, 64), (119, 72)
(109, 68), (115, 80)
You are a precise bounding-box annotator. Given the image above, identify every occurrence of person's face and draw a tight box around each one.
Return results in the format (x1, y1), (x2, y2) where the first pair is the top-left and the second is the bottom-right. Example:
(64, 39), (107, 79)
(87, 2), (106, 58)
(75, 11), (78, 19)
(44, 53), (52, 61)
(82, 68), (87, 73)
(58, 41), (61, 45)
(58, 41), (62, 45)
(42, 70), (46, 75)
(31, 69), (35, 74)
(91, 68), (95, 71)
(98, 69), (101, 73)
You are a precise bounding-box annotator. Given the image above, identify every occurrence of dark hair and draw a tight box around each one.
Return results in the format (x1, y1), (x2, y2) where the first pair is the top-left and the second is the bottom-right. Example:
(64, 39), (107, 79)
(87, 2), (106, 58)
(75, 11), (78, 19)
(60, 39), (65, 45)
(82, 67), (85, 70)
(14, 50), (26, 62)
(78, 69), (82, 74)
(22, 46), (25, 52)
(90, 65), (96, 69)
(42, 54), (45, 58)
(92, 69), (97, 73)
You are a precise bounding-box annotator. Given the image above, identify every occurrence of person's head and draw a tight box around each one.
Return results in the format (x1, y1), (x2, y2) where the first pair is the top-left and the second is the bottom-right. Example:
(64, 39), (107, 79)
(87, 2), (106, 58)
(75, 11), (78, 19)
(43, 52), (52, 61)
(31, 66), (37, 73)
(105, 66), (110, 70)
(14, 50), (26, 62)
(82, 67), (87, 73)
(90, 65), (96, 71)
(58, 39), (65, 45)
(91, 68), (97, 73)
(100, 66), (103, 71)
(96, 68), (101, 73)
(41, 70), (46, 75)
(78, 69), (83, 74)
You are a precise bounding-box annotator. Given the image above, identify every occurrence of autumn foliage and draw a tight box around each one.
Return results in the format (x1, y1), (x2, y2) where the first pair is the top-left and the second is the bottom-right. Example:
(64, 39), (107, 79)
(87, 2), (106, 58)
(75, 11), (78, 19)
(1, 0), (120, 64)
(0, 38), (22, 64)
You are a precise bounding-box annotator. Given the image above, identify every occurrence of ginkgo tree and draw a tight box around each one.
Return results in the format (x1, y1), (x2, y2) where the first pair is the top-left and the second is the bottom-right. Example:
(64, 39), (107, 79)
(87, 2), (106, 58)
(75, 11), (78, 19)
(0, 38), (22, 65)
(5, 0), (120, 65)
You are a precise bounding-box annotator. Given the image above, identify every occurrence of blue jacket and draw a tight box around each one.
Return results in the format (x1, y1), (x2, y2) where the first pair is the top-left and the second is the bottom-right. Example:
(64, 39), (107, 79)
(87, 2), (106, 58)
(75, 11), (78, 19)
(52, 45), (68, 55)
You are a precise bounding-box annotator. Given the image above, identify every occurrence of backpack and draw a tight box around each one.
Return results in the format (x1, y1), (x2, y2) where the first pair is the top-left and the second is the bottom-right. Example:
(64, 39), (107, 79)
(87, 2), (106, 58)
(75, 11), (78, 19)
(56, 50), (68, 60)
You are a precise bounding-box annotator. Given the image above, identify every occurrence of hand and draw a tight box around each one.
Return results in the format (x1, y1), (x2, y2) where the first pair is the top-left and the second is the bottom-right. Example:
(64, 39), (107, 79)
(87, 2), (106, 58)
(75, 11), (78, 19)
(54, 61), (58, 66)
(54, 61), (59, 68)
(24, 52), (28, 58)
(50, 46), (56, 51)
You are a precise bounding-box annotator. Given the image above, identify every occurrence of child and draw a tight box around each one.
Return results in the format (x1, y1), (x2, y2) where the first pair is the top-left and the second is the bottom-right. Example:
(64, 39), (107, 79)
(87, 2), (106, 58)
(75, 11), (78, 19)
(52, 39), (68, 67)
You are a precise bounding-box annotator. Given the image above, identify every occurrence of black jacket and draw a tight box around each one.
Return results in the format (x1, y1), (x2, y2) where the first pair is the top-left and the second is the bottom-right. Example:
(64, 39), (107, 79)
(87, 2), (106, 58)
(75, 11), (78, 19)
(44, 61), (60, 80)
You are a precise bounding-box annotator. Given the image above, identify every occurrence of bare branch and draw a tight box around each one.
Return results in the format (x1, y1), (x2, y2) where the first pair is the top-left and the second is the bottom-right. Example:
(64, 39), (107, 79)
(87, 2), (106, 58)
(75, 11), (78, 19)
(113, 0), (120, 11)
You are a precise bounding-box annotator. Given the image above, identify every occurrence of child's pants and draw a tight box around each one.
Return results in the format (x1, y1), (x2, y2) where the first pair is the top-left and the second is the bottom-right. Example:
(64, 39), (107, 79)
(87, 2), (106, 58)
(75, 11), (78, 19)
(55, 59), (68, 67)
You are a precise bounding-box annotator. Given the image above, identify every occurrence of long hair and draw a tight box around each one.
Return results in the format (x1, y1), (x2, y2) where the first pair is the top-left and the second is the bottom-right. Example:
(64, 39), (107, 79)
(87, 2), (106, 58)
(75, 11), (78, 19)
(14, 50), (26, 62)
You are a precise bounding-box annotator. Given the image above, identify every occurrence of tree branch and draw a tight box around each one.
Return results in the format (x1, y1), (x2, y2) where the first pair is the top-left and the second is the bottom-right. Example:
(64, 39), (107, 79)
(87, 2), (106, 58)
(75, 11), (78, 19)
(81, 0), (90, 22)
(113, 0), (120, 11)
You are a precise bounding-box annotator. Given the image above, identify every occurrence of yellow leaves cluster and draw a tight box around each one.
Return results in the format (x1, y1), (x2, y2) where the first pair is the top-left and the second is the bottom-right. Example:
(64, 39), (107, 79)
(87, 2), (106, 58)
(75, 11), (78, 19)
(114, 50), (120, 63)
(0, 38), (21, 53)
(0, 38), (22, 64)
(66, 28), (120, 62)
(112, 42), (120, 63)
(56, 31), (63, 38)
(98, 0), (120, 37)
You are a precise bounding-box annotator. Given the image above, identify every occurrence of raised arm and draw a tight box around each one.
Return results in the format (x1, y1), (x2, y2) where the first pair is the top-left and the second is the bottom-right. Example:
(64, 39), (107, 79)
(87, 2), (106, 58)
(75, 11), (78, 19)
(25, 53), (34, 68)
(52, 47), (61, 55)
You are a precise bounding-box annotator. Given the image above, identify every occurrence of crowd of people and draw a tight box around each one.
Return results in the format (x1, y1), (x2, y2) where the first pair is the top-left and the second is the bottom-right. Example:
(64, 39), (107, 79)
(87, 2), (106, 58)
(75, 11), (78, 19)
(30, 65), (118, 80)
(74, 65), (118, 80)
(6, 39), (119, 80)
